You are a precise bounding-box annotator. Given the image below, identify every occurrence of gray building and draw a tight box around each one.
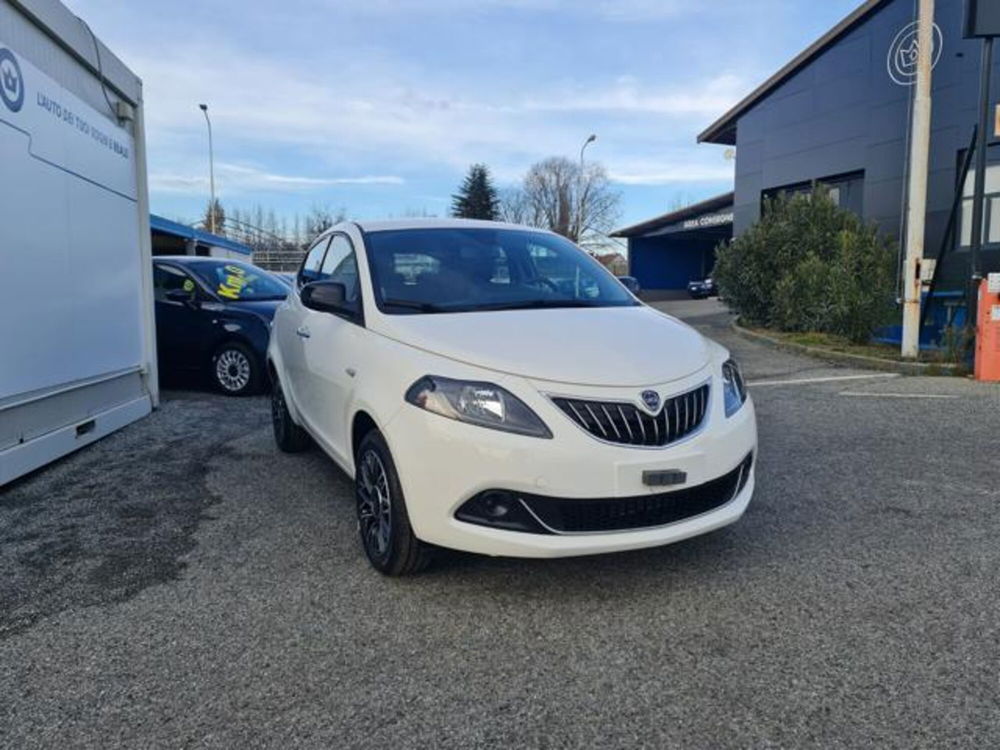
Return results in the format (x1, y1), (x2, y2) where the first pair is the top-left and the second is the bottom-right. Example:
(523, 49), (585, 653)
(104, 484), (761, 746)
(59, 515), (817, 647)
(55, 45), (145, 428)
(699, 0), (1000, 316)
(620, 0), (1000, 315)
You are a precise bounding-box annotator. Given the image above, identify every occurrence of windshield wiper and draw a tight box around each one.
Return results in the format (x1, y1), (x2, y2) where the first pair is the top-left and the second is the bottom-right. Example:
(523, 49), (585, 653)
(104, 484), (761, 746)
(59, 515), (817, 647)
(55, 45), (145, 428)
(381, 298), (448, 313)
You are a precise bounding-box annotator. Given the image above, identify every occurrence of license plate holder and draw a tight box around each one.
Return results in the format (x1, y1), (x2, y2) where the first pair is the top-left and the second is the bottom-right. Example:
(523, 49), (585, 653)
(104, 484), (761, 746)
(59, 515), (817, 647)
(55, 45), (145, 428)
(642, 469), (687, 487)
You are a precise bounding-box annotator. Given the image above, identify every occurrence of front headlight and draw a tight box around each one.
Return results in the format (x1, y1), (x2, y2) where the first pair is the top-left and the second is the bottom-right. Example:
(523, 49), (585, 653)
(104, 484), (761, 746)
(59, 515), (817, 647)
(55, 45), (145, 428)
(405, 376), (553, 438)
(722, 359), (747, 417)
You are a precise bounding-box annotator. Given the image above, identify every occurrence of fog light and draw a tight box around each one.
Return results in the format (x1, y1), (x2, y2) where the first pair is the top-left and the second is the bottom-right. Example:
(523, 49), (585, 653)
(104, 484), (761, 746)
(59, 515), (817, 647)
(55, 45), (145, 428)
(455, 490), (550, 534)
(481, 491), (512, 518)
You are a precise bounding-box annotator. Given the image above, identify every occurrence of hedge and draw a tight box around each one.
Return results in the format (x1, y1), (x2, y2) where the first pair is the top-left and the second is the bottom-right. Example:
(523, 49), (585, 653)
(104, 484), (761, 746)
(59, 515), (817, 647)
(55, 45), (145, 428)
(713, 189), (897, 344)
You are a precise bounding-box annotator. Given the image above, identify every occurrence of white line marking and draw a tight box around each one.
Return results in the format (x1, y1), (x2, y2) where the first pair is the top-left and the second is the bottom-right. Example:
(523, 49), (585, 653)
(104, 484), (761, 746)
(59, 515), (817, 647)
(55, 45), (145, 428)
(838, 391), (960, 400)
(748, 374), (900, 388)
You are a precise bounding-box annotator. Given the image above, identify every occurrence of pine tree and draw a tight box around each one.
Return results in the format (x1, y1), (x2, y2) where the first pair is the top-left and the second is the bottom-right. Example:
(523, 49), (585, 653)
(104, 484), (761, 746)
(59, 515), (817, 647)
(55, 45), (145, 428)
(451, 164), (500, 220)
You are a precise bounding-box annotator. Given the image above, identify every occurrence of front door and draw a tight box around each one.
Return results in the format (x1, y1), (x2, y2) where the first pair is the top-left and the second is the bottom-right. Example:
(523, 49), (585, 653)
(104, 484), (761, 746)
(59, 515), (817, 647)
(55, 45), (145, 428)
(153, 263), (208, 372)
(278, 236), (330, 413)
(297, 233), (364, 464)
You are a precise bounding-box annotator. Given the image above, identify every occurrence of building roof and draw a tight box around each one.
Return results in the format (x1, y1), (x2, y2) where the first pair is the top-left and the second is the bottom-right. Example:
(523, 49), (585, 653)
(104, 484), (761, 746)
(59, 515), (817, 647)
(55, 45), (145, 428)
(611, 192), (734, 238)
(149, 214), (252, 256)
(698, 0), (886, 145)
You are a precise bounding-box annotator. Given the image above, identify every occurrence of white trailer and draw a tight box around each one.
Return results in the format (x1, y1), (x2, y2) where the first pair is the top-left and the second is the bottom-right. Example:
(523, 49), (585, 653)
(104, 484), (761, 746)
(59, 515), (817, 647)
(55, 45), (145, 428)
(1, 0), (157, 485)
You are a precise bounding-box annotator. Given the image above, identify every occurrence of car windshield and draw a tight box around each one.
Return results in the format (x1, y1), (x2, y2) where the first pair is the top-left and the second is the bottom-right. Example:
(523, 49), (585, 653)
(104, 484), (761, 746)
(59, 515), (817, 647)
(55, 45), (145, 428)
(188, 260), (288, 301)
(364, 227), (639, 314)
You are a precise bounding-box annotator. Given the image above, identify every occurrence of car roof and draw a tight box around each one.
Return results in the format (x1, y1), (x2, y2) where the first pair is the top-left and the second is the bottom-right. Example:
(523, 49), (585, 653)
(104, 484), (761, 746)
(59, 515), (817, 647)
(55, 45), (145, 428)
(153, 255), (254, 265)
(347, 218), (557, 235)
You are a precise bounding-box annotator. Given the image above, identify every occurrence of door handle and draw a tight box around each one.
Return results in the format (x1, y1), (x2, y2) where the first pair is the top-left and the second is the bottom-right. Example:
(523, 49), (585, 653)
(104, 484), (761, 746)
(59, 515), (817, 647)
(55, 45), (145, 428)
(296, 326), (311, 339)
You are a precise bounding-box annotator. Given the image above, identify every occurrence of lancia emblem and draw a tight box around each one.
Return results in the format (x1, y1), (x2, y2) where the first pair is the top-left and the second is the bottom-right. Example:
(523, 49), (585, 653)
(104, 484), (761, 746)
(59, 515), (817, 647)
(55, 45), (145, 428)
(641, 390), (660, 412)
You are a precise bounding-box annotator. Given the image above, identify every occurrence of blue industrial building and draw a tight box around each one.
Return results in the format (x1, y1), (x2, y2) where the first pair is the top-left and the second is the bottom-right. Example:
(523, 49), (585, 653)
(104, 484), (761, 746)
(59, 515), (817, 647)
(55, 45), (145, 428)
(150, 214), (252, 259)
(612, 193), (732, 298)
(621, 0), (1000, 319)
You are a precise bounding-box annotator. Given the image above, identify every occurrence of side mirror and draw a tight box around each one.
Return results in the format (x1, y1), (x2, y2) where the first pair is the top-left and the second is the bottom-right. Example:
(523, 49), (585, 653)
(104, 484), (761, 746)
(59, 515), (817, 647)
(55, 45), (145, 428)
(301, 281), (358, 318)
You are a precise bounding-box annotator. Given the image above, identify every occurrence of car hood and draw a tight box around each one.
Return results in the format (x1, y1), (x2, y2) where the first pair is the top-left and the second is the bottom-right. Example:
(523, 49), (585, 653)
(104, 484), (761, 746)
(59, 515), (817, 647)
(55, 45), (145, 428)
(377, 305), (712, 387)
(225, 299), (284, 320)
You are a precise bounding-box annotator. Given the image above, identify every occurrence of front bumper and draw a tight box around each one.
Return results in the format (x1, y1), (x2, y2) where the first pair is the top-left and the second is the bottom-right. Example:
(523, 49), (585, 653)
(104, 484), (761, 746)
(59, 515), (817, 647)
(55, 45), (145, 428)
(383, 367), (758, 559)
(458, 451), (753, 535)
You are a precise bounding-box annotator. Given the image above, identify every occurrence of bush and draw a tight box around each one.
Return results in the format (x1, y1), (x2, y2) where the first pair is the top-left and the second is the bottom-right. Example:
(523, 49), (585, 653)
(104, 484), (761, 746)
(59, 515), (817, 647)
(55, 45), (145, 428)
(714, 189), (897, 343)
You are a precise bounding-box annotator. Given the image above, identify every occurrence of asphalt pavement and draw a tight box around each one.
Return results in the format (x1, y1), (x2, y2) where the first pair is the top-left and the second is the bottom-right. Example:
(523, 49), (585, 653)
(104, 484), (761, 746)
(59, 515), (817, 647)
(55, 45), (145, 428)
(2, 300), (999, 749)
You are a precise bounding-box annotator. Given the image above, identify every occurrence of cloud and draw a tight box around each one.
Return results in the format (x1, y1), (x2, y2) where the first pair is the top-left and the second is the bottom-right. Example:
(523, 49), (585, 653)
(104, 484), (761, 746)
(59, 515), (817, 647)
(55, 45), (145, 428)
(150, 163), (404, 194)
(126, 39), (748, 184)
(609, 165), (735, 186)
(63, 0), (771, 223)
(525, 75), (747, 117)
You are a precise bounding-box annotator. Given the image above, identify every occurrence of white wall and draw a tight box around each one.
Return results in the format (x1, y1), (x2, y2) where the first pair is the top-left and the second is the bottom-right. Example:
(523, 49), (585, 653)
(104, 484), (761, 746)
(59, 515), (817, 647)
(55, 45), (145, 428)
(0, 36), (142, 400)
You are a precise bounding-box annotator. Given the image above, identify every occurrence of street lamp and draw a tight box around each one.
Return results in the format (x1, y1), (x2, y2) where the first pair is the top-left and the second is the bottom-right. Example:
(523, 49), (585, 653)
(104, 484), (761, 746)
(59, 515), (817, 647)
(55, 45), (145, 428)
(576, 134), (597, 243)
(198, 103), (217, 235)
(579, 133), (597, 170)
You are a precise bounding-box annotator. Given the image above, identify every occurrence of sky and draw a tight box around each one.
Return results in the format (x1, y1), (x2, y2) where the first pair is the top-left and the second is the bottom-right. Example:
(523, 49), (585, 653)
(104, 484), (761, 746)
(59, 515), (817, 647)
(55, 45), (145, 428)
(63, 0), (861, 233)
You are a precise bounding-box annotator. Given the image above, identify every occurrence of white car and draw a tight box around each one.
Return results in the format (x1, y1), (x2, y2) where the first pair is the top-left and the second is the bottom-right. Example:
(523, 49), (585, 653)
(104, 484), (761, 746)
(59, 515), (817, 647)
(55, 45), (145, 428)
(268, 219), (757, 575)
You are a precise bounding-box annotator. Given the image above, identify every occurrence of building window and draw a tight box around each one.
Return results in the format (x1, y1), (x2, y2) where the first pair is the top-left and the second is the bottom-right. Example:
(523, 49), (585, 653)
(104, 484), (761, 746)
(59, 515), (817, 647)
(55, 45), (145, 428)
(762, 172), (864, 216)
(957, 162), (1000, 249)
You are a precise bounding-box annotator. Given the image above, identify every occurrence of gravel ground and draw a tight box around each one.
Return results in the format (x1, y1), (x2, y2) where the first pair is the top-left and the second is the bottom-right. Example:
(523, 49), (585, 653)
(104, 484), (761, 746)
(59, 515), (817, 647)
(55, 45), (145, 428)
(2, 300), (999, 749)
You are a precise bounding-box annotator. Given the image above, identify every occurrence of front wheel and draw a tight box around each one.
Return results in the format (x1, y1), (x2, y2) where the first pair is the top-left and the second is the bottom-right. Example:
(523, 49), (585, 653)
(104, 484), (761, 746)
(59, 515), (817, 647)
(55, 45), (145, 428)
(271, 376), (311, 453)
(355, 430), (432, 576)
(211, 342), (260, 396)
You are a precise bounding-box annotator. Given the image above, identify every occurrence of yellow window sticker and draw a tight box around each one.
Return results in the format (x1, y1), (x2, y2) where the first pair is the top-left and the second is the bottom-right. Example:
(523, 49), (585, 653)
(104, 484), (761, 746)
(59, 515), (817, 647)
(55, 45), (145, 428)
(183, 279), (195, 292)
(217, 265), (247, 300)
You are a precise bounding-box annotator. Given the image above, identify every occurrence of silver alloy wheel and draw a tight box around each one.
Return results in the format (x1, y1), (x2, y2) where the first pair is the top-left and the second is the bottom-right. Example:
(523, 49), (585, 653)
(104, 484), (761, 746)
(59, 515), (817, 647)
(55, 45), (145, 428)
(358, 449), (392, 558)
(216, 348), (251, 392)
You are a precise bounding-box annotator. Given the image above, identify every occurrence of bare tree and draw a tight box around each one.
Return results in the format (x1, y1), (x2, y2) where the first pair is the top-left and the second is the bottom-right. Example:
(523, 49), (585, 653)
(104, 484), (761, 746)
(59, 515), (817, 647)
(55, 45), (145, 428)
(305, 204), (346, 239)
(191, 200), (353, 269)
(572, 161), (622, 249)
(513, 156), (621, 246)
(498, 187), (538, 226)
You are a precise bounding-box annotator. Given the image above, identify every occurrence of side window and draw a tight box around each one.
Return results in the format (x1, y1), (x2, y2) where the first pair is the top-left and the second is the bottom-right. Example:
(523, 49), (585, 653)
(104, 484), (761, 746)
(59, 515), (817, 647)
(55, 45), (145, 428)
(959, 163), (1000, 248)
(153, 264), (197, 302)
(299, 237), (330, 287)
(320, 235), (361, 303)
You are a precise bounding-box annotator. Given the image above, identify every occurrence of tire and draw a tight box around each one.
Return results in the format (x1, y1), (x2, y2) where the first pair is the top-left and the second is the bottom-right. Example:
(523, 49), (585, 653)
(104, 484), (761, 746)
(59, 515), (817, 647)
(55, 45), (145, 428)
(355, 429), (432, 576)
(211, 341), (260, 396)
(271, 376), (311, 453)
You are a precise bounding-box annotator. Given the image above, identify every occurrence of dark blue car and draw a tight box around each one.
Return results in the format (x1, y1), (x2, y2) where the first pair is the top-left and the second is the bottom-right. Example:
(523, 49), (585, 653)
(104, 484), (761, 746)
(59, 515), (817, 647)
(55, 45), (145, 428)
(152, 256), (288, 395)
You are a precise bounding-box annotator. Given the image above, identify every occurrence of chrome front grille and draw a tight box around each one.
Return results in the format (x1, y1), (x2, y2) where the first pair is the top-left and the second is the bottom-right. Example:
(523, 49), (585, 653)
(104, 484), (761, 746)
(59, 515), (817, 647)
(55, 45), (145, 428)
(552, 384), (710, 447)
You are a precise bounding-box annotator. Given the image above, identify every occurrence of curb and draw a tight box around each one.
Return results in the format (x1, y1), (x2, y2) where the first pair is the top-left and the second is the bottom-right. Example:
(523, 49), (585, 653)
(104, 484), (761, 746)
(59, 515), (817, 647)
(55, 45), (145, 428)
(729, 320), (961, 376)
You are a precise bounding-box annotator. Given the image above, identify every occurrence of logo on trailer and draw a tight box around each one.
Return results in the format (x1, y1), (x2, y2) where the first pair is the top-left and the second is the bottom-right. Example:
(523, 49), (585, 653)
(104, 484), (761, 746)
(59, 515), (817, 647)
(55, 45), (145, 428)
(0, 47), (24, 113)
(887, 21), (943, 87)
(640, 390), (661, 413)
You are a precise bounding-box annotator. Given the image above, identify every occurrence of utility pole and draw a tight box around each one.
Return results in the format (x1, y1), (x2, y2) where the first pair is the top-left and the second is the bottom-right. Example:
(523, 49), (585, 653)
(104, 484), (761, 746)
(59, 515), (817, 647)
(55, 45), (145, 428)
(199, 103), (217, 235)
(901, 0), (936, 359)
